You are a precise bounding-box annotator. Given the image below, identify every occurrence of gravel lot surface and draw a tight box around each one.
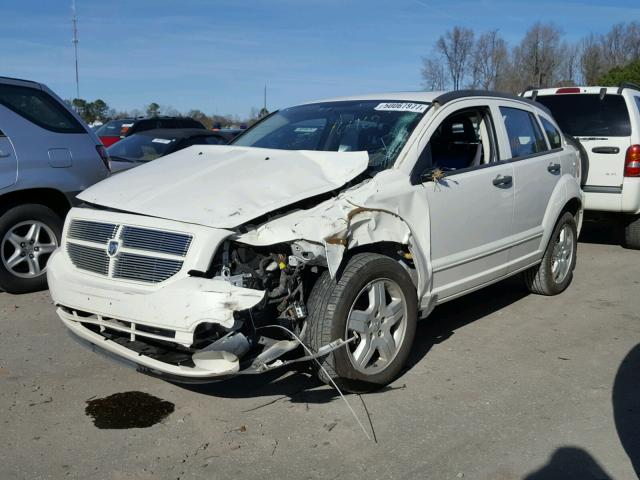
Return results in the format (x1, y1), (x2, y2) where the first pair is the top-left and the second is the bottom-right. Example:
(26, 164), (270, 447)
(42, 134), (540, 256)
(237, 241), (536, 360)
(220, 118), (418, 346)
(1, 222), (639, 480)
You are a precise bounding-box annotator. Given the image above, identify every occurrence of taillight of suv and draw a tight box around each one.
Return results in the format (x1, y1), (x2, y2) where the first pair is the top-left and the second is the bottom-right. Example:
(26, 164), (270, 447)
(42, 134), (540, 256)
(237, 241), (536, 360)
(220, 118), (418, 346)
(625, 145), (640, 177)
(96, 145), (111, 172)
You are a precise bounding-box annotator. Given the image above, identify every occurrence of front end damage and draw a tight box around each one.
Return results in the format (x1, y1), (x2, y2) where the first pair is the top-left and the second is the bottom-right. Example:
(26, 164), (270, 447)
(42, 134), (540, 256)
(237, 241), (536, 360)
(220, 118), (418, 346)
(50, 160), (432, 383)
(48, 231), (354, 383)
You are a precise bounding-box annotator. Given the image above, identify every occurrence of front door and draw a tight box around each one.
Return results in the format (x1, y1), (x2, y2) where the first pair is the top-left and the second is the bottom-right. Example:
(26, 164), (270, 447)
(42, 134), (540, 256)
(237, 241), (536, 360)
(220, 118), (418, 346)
(419, 106), (515, 301)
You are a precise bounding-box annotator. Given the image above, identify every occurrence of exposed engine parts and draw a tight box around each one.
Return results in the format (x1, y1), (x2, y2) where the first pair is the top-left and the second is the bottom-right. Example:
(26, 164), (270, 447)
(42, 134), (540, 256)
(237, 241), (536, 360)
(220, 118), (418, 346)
(214, 240), (321, 323)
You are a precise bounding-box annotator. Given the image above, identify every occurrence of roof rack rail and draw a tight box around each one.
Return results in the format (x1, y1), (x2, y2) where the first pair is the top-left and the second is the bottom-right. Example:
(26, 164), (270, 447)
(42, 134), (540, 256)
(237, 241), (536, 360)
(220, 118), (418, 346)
(617, 82), (640, 95)
(519, 85), (538, 97)
(432, 89), (552, 115)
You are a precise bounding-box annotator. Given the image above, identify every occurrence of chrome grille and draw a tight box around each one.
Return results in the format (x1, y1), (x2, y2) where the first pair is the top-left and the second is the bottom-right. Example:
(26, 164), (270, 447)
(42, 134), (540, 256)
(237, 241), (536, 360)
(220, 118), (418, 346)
(114, 253), (183, 283)
(65, 218), (193, 284)
(121, 226), (192, 257)
(68, 220), (117, 244)
(66, 243), (109, 275)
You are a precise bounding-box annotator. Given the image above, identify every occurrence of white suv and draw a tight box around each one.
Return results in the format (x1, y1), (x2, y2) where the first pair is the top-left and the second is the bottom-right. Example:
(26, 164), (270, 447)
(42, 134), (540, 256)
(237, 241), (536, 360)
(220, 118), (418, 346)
(47, 91), (583, 392)
(523, 84), (640, 248)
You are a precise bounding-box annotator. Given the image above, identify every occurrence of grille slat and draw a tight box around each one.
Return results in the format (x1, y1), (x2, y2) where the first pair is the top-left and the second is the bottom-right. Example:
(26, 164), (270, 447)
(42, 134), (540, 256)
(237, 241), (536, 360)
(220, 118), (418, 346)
(67, 243), (109, 275)
(114, 253), (183, 283)
(121, 226), (192, 257)
(65, 220), (192, 284)
(68, 220), (117, 244)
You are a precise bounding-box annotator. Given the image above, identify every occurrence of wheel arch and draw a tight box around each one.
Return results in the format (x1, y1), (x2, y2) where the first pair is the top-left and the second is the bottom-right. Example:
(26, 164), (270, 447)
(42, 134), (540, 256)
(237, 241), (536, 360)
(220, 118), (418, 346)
(0, 188), (72, 220)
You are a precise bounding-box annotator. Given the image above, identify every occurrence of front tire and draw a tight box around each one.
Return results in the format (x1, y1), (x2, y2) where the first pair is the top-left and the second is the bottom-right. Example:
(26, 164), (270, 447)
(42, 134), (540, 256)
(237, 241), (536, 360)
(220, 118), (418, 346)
(304, 253), (417, 393)
(523, 212), (577, 296)
(0, 204), (62, 294)
(623, 214), (640, 250)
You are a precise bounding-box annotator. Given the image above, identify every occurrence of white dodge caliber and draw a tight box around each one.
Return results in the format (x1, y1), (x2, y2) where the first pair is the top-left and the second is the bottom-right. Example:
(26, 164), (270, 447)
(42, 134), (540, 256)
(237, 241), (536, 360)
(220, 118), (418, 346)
(48, 91), (583, 392)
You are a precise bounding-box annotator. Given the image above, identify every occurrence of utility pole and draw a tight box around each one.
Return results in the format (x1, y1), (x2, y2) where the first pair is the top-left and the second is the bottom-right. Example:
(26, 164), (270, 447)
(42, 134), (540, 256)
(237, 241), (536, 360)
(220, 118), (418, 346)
(71, 0), (80, 100)
(263, 84), (267, 111)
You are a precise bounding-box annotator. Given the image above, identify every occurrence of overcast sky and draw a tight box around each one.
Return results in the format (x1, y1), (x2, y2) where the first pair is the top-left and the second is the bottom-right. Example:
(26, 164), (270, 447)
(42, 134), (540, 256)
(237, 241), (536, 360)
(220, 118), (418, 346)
(3, 0), (639, 117)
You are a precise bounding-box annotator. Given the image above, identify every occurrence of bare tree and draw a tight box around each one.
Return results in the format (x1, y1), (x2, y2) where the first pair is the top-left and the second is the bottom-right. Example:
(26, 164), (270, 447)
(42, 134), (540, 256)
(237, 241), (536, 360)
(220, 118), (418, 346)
(558, 41), (580, 85)
(421, 57), (447, 91)
(470, 30), (507, 90)
(513, 22), (563, 88)
(435, 26), (474, 90)
(580, 34), (607, 85)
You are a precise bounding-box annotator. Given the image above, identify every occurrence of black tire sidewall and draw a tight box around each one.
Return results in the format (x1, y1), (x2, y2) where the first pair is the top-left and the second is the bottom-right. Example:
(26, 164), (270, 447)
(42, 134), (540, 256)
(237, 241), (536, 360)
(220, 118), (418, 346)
(540, 212), (578, 295)
(329, 255), (418, 388)
(0, 204), (63, 294)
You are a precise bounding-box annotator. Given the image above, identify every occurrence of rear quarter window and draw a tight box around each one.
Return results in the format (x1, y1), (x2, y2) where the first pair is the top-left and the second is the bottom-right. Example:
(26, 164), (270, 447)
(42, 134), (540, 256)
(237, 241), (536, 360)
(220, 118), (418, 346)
(0, 84), (84, 133)
(536, 94), (631, 137)
(540, 117), (562, 149)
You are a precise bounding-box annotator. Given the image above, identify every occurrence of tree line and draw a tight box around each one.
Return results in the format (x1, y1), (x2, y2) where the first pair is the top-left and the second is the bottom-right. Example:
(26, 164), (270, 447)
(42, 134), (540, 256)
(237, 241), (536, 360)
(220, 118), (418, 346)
(66, 98), (266, 128)
(422, 21), (640, 92)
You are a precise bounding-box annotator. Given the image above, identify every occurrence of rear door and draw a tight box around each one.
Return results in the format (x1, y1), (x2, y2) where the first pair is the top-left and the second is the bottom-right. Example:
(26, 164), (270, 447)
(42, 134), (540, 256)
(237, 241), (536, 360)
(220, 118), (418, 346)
(497, 104), (562, 271)
(0, 125), (17, 189)
(536, 93), (631, 188)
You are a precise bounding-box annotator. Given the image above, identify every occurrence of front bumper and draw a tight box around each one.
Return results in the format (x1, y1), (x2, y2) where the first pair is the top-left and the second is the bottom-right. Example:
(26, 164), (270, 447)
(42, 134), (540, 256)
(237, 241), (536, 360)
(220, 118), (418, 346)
(48, 248), (266, 379)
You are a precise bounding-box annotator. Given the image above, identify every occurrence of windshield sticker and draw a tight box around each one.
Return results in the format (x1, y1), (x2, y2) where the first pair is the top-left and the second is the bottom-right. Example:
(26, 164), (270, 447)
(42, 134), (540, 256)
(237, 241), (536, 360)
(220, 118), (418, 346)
(152, 138), (172, 144)
(374, 102), (429, 113)
(121, 123), (133, 128)
(294, 127), (318, 133)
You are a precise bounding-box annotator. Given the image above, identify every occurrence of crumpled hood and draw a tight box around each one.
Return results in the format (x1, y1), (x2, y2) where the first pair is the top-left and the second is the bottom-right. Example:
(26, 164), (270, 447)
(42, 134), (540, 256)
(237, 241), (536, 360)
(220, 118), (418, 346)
(78, 145), (369, 229)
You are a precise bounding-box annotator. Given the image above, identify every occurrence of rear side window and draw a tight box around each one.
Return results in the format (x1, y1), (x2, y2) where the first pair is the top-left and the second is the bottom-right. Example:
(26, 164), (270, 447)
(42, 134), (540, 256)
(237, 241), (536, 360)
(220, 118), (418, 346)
(500, 107), (548, 158)
(0, 84), (84, 133)
(535, 94), (631, 137)
(540, 117), (562, 149)
(635, 96), (640, 114)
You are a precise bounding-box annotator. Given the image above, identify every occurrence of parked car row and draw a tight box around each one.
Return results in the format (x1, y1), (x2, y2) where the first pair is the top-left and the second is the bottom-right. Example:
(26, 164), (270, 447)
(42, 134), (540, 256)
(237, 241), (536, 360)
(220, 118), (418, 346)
(0, 74), (637, 394)
(96, 116), (206, 147)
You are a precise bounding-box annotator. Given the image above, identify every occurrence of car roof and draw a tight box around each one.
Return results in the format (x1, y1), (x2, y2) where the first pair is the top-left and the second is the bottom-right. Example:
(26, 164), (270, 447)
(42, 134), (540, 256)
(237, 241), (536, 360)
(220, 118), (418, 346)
(305, 90), (548, 112)
(306, 91), (445, 104)
(135, 128), (222, 139)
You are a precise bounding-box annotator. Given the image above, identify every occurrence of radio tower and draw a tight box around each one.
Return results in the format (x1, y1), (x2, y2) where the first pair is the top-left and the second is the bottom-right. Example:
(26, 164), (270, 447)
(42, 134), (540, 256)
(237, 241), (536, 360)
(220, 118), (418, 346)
(71, 0), (80, 100)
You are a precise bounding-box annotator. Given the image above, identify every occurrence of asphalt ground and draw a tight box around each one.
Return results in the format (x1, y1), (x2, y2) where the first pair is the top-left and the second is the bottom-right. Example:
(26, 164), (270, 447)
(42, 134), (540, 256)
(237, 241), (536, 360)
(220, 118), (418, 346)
(1, 220), (639, 480)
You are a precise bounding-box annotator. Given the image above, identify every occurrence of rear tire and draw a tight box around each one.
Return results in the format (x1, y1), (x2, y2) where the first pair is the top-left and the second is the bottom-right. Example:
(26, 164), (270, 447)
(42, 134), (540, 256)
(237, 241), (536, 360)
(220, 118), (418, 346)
(303, 253), (417, 393)
(0, 204), (62, 294)
(523, 212), (577, 296)
(624, 214), (640, 250)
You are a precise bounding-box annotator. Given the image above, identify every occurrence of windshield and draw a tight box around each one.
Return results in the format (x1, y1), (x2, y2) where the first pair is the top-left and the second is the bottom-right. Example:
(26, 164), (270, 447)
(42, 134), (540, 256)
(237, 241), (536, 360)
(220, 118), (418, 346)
(96, 119), (131, 137)
(107, 134), (176, 162)
(232, 100), (429, 171)
(535, 94), (631, 137)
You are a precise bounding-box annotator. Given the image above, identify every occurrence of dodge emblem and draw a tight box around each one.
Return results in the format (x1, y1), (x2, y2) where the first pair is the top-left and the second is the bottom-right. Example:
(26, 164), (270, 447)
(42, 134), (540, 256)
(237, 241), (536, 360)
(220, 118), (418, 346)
(107, 239), (120, 257)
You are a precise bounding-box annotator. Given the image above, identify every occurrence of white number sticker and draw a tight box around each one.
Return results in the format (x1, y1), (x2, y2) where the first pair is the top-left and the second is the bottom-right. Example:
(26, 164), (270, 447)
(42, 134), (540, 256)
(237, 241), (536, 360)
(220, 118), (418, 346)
(152, 138), (172, 144)
(374, 102), (429, 113)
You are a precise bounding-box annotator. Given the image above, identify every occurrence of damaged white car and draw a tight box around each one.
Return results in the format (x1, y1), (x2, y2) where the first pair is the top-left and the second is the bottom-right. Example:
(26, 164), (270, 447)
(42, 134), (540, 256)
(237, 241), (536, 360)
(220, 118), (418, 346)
(48, 91), (583, 392)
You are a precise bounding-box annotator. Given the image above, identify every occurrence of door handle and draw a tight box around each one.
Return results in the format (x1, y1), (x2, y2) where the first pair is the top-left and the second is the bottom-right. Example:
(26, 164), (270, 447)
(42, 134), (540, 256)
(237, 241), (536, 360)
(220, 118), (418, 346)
(547, 163), (561, 174)
(592, 146), (619, 154)
(492, 174), (512, 188)
(0, 150), (10, 158)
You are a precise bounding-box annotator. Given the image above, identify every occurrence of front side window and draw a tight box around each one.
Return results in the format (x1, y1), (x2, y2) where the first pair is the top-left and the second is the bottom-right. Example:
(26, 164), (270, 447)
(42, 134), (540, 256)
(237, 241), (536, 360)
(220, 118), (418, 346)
(540, 117), (562, 149)
(500, 107), (548, 158)
(0, 84), (84, 133)
(232, 100), (429, 172)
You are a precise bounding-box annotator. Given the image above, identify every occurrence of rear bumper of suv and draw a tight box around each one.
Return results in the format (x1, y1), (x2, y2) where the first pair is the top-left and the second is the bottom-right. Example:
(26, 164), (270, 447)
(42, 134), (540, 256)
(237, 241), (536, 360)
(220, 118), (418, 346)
(584, 178), (640, 214)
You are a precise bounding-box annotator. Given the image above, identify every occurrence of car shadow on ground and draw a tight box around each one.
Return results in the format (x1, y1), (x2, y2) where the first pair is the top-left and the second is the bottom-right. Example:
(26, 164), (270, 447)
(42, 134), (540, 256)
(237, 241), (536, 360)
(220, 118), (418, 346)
(578, 214), (624, 246)
(179, 276), (530, 404)
(521, 343), (640, 479)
